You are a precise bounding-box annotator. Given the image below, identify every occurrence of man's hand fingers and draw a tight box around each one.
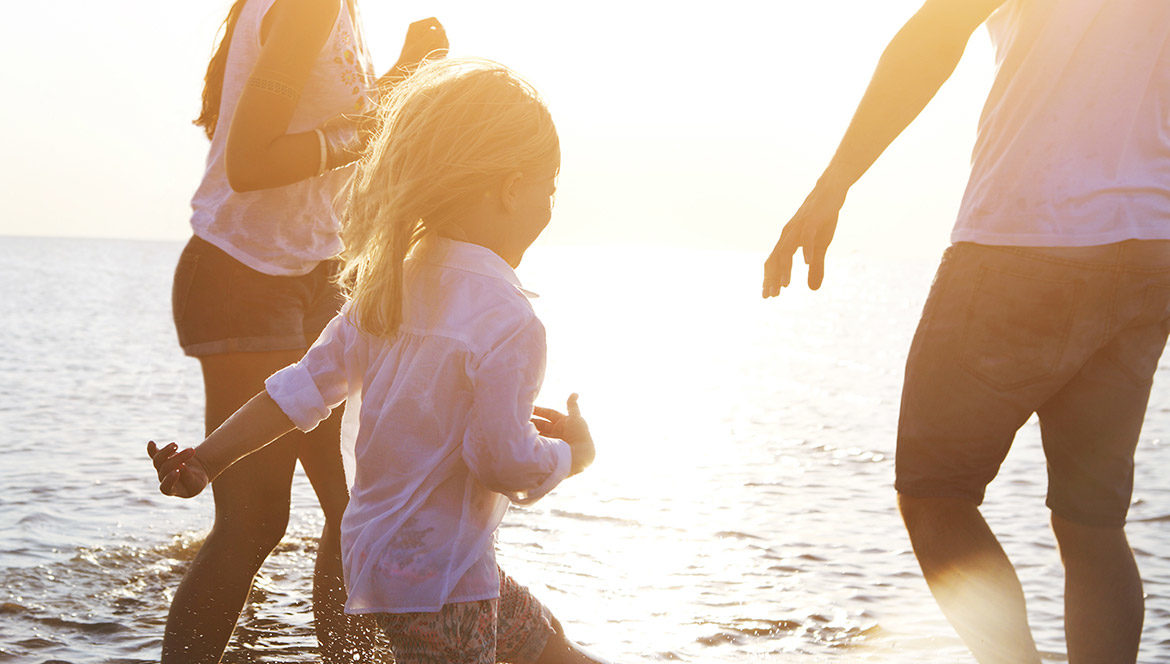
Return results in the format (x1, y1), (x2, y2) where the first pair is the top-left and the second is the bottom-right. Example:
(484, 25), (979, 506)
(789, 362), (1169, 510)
(762, 245), (795, 298)
(808, 246), (827, 290)
(566, 393), (581, 418)
(762, 251), (791, 298)
(807, 218), (835, 290)
(762, 221), (803, 298)
(764, 185), (845, 297)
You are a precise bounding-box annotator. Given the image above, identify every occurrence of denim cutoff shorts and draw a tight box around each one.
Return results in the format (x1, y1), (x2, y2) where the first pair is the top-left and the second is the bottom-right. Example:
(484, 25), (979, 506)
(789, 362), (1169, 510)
(172, 235), (344, 357)
(896, 241), (1170, 527)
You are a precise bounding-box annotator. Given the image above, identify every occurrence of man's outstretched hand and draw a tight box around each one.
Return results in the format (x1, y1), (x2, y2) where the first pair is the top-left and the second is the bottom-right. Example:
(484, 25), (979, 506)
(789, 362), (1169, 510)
(762, 186), (845, 297)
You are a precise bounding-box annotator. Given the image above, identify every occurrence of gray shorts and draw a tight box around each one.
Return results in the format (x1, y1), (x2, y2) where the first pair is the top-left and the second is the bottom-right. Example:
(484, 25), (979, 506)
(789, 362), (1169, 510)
(896, 241), (1170, 527)
(171, 235), (343, 357)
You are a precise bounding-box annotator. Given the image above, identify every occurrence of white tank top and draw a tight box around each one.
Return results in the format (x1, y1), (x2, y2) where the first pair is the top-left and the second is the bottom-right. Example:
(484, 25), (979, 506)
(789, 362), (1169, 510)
(952, 0), (1170, 246)
(190, 0), (374, 276)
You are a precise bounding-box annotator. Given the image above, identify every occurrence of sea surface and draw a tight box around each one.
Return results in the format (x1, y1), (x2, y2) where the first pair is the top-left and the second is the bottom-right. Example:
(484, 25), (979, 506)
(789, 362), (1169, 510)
(1, 235), (1168, 663)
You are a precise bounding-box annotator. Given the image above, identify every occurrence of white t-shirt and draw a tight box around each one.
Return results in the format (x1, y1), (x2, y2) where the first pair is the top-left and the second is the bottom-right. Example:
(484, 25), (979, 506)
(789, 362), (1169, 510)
(953, 0), (1170, 246)
(265, 237), (572, 613)
(190, 0), (374, 276)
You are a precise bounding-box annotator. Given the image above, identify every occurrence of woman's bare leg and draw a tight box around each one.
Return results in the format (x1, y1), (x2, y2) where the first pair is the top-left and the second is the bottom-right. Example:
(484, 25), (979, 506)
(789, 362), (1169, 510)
(298, 410), (385, 661)
(161, 350), (298, 663)
(162, 349), (373, 663)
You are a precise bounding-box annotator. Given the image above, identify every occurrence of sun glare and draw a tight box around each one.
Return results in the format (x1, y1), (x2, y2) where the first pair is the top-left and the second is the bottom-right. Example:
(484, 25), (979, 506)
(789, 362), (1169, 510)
(4, 0), (988, 259)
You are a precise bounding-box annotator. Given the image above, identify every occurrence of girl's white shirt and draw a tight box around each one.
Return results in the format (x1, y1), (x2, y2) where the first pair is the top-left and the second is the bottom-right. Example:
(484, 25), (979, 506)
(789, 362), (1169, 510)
(265, 237), (572, 613)
(190, 0), (375, 276)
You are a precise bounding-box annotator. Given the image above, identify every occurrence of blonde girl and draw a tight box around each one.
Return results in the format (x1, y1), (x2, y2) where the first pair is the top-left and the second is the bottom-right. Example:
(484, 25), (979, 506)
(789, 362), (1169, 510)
(151, 58), (608, 664)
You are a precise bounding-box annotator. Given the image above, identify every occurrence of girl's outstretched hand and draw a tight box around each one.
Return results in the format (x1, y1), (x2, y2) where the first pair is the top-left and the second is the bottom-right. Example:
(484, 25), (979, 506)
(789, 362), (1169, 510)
(532, 393), (595, 475)
(146, 440), (211, 498)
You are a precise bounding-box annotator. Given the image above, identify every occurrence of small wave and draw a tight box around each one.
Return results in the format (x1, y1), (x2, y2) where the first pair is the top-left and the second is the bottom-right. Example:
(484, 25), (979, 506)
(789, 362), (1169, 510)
(713, 531), (764, 541)
(696, 618), (802, 646)
(16, 511), (60, 525)
(14, 637), (62, 649)
(0, 531), (342, 663)
(695, 614), (881, 652)
(549, 509), (638, 526)
(38, 616), (126, 635)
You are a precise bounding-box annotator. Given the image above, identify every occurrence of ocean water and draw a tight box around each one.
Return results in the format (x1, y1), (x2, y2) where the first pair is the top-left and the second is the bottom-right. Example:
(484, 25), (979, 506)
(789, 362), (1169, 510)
(1, 235), (1168, 663)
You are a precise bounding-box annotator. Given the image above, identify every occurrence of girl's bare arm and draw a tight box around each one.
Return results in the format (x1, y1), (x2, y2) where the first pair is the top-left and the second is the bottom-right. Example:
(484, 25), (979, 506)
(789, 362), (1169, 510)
(147, 391), (296, 498)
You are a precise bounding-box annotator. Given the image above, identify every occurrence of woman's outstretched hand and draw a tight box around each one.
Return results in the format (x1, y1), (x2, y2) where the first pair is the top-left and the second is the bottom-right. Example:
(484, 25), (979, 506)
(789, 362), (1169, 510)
(380, 17), (449, 87)
(532, 394), (595, 476)
(147, 440), (211, 498)
(762, 185), (846, 297)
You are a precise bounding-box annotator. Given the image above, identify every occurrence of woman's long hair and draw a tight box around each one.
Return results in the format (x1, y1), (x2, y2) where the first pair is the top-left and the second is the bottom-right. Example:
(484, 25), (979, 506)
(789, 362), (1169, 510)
(194, 0), (248, 139)
(339, 58), (560, 339)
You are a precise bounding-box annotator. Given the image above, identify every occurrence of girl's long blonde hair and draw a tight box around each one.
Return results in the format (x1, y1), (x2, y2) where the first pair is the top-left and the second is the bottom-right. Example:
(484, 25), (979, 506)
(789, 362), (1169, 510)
(339, 58), (559, 338)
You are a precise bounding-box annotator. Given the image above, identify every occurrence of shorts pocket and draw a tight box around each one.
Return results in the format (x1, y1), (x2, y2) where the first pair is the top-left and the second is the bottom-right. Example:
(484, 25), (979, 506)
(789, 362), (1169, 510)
(1111, 283), (1170, 384)
(959, 265), (1077, 390)
(171, 249), (200, 326)
(1142, 283), (1170, 330)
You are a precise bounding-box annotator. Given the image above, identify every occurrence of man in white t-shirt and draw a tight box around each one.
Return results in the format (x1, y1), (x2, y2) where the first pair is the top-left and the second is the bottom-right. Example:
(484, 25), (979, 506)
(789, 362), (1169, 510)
(762, 1), (1170, 662)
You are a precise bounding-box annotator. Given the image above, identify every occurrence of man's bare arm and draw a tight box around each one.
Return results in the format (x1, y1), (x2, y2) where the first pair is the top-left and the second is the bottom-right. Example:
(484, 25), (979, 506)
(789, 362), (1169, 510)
(763, 0), (1007, 296)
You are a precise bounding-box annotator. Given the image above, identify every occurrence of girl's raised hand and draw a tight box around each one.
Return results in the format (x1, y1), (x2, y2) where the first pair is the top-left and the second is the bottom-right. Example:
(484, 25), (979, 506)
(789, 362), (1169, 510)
(533, 394), (594, 475)
(146, 440), (211, 499)
(531, 405), (565, 438)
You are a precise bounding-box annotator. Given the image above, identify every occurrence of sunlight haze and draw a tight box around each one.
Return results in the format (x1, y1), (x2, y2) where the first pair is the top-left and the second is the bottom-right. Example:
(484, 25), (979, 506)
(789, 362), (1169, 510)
(0, 0), (995, 259)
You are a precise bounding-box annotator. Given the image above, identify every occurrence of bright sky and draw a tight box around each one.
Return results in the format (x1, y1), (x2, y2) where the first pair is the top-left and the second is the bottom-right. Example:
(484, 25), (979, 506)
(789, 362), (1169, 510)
(0, 0), (996, 258)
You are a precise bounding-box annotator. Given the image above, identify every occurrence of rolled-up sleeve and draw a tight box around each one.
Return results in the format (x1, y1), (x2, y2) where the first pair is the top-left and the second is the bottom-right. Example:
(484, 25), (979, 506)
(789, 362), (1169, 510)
(463, 315), (572, 505)
(266, 313), (354, 432)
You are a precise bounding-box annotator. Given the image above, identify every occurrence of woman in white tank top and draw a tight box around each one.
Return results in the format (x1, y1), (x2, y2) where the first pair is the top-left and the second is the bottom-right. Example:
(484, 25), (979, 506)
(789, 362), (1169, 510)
(162, 2), (446, 661)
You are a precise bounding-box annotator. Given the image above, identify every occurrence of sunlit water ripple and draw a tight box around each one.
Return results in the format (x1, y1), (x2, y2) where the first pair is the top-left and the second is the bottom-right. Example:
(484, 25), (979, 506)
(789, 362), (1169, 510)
(1, 236), (1168, 662)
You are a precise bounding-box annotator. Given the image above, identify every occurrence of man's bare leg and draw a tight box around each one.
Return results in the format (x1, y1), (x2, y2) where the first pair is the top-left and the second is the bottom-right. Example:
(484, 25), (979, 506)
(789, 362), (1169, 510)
(1052, 514), (1143, 663)
(899, 494), (1042, 664)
